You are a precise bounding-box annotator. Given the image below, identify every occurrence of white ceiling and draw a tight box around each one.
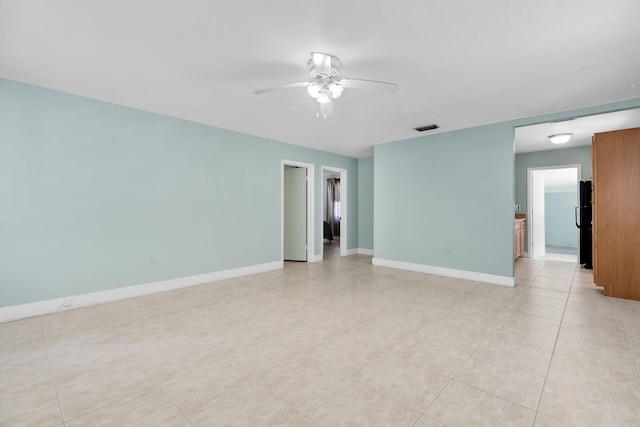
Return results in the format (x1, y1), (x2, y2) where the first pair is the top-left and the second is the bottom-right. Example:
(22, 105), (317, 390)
(1, 0), (639, 158)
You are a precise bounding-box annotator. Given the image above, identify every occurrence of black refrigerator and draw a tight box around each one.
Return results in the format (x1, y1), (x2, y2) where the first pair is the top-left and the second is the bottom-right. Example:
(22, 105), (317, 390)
(575, 180), (593, 269)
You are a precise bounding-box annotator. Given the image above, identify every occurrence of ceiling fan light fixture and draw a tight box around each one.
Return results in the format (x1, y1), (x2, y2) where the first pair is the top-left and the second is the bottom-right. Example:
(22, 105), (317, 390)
(306, 82), (321, 98)
(316, 89), (331, 104)
(548, 133), (572, 144)
(328, 81), (343, 99)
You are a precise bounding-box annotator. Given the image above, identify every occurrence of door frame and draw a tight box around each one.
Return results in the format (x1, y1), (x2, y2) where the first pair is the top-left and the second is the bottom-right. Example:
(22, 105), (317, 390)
(281, 160), (315, 263)
(321, 165), (348, 258)
(526, 164), (581, 258)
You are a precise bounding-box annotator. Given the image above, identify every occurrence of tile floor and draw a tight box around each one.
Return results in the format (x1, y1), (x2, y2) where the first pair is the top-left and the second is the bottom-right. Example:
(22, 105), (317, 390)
(2, 249), (640, 426)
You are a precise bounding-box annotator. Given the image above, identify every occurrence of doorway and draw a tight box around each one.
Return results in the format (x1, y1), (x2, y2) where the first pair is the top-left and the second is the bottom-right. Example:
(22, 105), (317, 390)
(281, 160), (315, 262)
(527, 165), (580, 262)
(321, 166), (347, 258)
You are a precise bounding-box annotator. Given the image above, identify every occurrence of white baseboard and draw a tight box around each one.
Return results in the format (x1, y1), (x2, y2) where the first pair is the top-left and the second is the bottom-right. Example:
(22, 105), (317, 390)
(371, 258), (515, 287)
(344, 248), (373, 256)
(308, 254), (323, 263)
(0, 261), (283, 323)
(320, 248), (373, 262)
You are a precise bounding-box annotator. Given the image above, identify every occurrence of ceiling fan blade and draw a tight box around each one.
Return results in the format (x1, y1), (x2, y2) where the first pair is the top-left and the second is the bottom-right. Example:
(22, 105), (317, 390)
(318, 99), (333, 119)
(311, 52), (333, 75)
(340, 78), (399, 94)
(253, 81), (309, 95)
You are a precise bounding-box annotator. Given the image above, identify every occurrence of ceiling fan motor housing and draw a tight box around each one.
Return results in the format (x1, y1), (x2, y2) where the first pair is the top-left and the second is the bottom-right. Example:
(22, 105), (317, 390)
(308, 54), (341, 78)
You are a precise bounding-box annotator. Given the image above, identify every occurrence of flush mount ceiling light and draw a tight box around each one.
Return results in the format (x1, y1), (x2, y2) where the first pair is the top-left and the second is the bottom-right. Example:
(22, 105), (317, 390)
(253, 52), (399, 118)
(548, 133), (572, 144)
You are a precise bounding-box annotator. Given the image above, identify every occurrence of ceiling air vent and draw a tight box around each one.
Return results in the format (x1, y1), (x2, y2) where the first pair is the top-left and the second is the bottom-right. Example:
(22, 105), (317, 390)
(414, 124), (439, 132)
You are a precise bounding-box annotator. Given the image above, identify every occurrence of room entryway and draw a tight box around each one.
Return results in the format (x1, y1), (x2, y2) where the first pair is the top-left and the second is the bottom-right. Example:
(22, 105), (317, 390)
(282, 160), (315, 263)
(527, 165), (580, 263)
(321, 166), (347, 259)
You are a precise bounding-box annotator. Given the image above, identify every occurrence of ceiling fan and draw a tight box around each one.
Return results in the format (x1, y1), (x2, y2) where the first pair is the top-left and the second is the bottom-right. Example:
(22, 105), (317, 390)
(253, 52), (399, 118)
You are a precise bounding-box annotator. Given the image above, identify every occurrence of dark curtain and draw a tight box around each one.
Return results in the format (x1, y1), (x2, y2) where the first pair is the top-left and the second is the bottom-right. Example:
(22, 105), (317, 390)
(326, 178), (341, 237)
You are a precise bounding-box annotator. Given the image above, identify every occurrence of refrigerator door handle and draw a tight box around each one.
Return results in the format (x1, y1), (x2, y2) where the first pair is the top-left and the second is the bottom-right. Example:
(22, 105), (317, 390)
(575, 206), (581, 228)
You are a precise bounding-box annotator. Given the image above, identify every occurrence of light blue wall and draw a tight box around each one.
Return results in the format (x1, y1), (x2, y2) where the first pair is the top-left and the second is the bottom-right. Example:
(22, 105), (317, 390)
(515, 146), (591, 217)
(374, 98), (640, 280)
(357, 156), (374, 250)
(375, 124), (516, 277)
(0, 79), (358, 308)
(545, 190), (578, 248)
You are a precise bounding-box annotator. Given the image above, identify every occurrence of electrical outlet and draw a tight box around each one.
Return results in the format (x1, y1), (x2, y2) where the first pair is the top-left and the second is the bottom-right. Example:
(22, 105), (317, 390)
(148, 257), (159, 264)
(514, 204), (521, 211)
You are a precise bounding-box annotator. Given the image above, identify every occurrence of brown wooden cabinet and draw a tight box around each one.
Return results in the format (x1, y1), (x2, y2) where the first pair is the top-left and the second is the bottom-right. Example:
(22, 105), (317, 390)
(514, 219), (526, 259)
(592, 127), (640, 300)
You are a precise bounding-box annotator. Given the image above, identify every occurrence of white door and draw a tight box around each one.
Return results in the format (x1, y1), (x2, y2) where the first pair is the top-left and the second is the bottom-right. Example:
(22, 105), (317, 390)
(531, 170), (546, 258)
(284, 167), (307, 261)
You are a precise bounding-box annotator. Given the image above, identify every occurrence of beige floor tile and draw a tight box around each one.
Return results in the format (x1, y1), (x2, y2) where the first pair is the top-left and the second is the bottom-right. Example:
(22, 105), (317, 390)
(499, 310), (561, 331)
(566, 289), (618, 307)
(507, 300), (565, 321)
(46, 333), (132, 373)
(570, 280), (598, 292)
(54, 352), (155, 421)
(514, 294), (567, 310)
(226, 338), (303, 378)
(560, 308), (628, 333)
(533, 413), (573, 427)
(628, 330), (640, 362)
(554, 322), (637, 375)
(189, 384), (311, 427)
(1, 319), (61, 426)
(0, 317), (43, 348)
(537, 268), (575, 280)
(524, 286), (569, 301)
(1, 337), (50, 380)
(0, 375), (62, 426)
(358, 356), (450, 411)
(256, 353), (354, 415)
(425, 380), (535, 426)
(539, 355), (640, 426)
(530, 278), (572, 293)
(309, 381), (421, 427)
(64, 386), (189, 426)
(455, 342), (552, 410)
(426, 317), (497, 353)
(396, 332), (474, 378)
(414, 415), (446, 426)
(347, 319), (420, 354)
(303, 336), (388, 379)
(155, 352), (256, 417)
(482, 324), (558, 354)
(40, 306), (107, 341)
(564, 299), (622, 321)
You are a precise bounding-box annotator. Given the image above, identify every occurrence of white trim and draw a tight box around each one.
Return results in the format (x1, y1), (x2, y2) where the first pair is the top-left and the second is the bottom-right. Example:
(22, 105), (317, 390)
(526, 164), (581, 259)
(321, 165), (348, 258)
(0, 261), (283, 323)
(282, 160), (315, 262)
(308, 254), (323, 262)
(372, 258), (515, 287)
(345, 248), (359, 256)
(357, 248), (374, 256)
